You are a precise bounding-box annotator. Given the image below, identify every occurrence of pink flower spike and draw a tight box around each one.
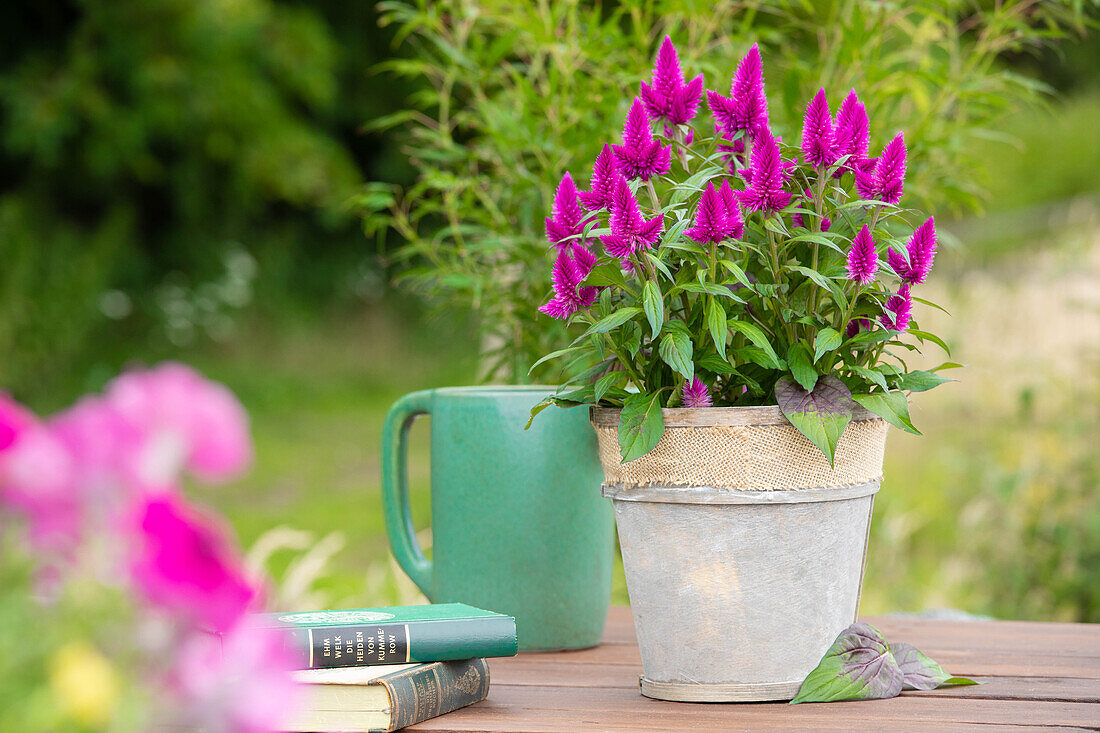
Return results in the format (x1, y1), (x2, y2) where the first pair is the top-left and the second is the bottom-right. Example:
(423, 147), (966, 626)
(708, 43), (769, 139)
(717, 180), (744, 239)
(887, 246), (911, 281)
(880, 283), (913, 332)
(864, 133), (907, 204)
(681, 377), (713, 408)
(639, 36), (704, 126)
(801, 88), (837, 168)
(904, 216), (937, 284)
(612, 98), (672, 182)
(545, 172), (594, 249)
(834, 89), (870, 170)
(539, 246), (598, 321)
(599, 176), (664, 260)
(578, 144), (619, 212)
(735, 127), (791, 213)
(685, 182), (727, 245)
(846, 225), (878, 284)
(130, 492), (257, 632)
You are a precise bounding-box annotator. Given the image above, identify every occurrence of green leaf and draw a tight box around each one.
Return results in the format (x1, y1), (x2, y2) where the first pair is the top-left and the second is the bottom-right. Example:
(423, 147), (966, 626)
(814, 328), (843, 362)
(642, 280), (664, 340)
(524, 397), (553, 430)
(696, 353), (738, 374)
(852, 391), (921, 435)
(930, 361), (964, 372)
(593, 370), (625, 404)
(583, 307), (642, 336)
(528, 345), (586, 375)
(618, 391), (666, 463)
(787, 343), (818, 392)
(728, 320), (783, 369)
(851, 365), (890, 394)
(706, 297), (727, 359)
(897, 370), (954, 392)
(908, 328), (952, 356)
(775, 376), (855, 465)
(658, 326), (694, 381)
(790, 623), (903, 704)
(892, 642), (979, 691)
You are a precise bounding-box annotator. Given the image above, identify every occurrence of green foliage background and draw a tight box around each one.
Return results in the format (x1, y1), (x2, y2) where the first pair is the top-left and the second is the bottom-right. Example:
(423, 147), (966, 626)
(365, 0), (1092, 382)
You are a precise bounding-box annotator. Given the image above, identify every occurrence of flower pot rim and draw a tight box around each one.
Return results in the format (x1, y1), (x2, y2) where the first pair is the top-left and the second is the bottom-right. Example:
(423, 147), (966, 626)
(590, 404), (880, 428)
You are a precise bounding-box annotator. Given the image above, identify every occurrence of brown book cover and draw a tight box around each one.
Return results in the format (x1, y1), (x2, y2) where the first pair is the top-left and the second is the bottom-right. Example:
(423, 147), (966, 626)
(283, 657), (490, 732)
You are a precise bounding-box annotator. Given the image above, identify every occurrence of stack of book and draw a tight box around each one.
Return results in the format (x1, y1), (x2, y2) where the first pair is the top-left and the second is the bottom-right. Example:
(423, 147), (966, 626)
(251, 603), (517, 732)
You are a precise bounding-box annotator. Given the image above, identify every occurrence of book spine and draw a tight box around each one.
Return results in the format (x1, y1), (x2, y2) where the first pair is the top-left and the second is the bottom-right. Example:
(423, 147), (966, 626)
(377, 658), (490, 732)
(284, 617), (517, 669)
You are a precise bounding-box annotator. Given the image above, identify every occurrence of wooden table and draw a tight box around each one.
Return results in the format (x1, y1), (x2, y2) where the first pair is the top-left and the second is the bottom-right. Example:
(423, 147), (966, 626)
(410, 606), (1100, 731)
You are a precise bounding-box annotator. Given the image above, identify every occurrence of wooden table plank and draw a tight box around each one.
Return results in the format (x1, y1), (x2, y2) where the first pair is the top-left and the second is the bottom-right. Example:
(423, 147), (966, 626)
(407, 607), (1100, 731)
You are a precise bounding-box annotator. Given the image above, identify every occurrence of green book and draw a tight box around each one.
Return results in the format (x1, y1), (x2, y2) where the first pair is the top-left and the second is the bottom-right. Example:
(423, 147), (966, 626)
(255, 603), (517, 670)
(283, 658), (490, 732)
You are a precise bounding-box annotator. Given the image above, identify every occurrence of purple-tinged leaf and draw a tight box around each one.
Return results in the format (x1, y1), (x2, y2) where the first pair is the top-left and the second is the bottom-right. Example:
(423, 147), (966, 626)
(790, 623), (904, 704)
(892, 642), (979, 691)
(775, 375), (854, 466)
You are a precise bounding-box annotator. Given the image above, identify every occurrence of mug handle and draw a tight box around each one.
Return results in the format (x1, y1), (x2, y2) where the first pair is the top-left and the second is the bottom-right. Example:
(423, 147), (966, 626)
(381, 389), (434, 597)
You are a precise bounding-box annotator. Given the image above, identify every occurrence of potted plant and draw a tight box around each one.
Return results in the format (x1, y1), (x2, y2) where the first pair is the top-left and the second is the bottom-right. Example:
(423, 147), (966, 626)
(528, 38), (956, 702)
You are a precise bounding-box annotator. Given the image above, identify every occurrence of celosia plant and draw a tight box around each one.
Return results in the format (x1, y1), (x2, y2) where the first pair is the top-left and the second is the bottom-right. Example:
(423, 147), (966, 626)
(0, 363), (299, 731)
(530, 39), (958, 463)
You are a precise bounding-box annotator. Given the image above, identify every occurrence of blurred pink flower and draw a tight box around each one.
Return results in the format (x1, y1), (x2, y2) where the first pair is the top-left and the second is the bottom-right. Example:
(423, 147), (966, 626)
(172, 624), (300, 733)
(0, 394), (79, 553)
(131, 492), (256, 632)
(105, 363), (252, 487)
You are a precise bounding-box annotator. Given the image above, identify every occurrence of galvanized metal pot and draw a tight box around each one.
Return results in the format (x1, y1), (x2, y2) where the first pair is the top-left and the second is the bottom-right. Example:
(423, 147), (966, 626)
(592, 405), (889, 702)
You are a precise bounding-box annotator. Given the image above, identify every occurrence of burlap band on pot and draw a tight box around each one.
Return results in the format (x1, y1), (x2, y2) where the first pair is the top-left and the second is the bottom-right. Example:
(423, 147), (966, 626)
(591, 406), (888, 490)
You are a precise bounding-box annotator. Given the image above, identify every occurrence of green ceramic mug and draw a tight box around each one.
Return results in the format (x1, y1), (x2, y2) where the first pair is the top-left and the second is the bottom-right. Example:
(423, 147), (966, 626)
(381, 386), (612, 650)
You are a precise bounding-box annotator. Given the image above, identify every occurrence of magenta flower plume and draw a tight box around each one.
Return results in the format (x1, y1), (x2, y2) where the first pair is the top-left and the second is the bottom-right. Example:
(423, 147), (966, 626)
(834, 90), (869, 169)
(801, 88), (837, 168)
(735, 127), (791, 213)
(856, 133), (907, 204)
(887, 246), (910, 280)
(545, 173), (595, 249)
(539, 245), (598, 320)
(612, 98), (672, 182)
(600, 176), (664, 261)
(846, 225), (878, 284)
(717, 180), (744, 239)
(880, 283), (913, 332)
(708, 43), (769, 139)
(639, 36), (705, 127)
(578, 144), (619, 212)
(845, 318), (872, 338)
(685, 182), (728, 245)
(904, 216), (937, 284)
(681, 377), (712, 408)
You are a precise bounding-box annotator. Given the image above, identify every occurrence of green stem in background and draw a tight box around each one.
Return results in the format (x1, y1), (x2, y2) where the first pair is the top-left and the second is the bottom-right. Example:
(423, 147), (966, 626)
(645, 179), (660, 210)
(603, 333), (644, 386)
(765, 226), (795, 348)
